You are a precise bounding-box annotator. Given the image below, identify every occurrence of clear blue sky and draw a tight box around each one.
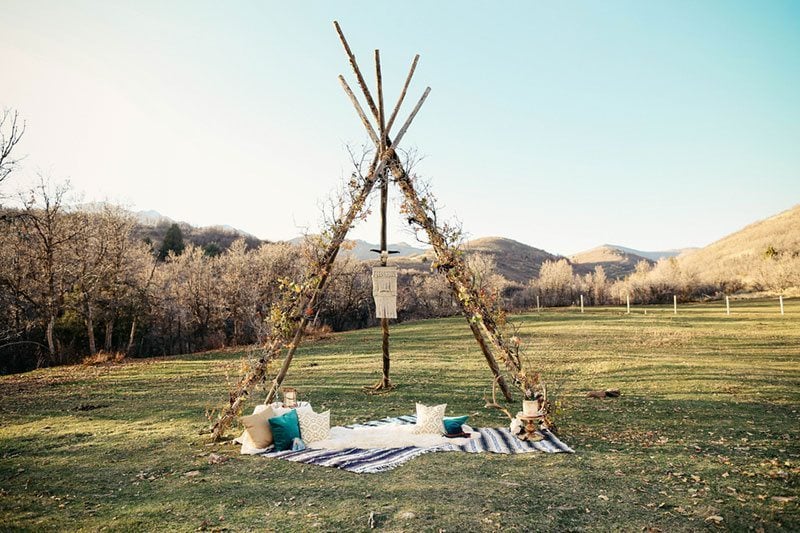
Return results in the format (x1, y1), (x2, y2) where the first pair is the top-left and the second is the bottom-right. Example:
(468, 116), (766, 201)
(2, 1), (798, 255)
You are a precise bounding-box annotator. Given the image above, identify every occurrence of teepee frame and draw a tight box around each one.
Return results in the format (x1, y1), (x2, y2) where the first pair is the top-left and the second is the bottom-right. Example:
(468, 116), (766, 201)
(211, 22), (534, 441)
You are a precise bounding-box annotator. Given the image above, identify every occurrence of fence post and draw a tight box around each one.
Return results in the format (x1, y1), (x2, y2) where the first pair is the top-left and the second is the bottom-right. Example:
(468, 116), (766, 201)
(726, 295), (730, 315)
(580, 294), (584, 313)
(536, 295), (540, 313)
(673, 295), (677, 315)
(626, 294), (630, 315)
(780, 295), (785, 315)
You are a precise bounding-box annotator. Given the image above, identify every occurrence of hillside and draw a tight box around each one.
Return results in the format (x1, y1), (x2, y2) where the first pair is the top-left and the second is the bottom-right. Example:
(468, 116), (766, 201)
(133, 210), (264, 252)
(605, 245), (694, 262)
(397, 237), (561, 284)
(679, 204), (800, 285)
(569, 245), (653, 279)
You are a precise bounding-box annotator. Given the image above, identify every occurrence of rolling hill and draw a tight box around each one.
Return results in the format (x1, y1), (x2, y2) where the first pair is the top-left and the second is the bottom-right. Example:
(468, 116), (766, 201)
(133, 210), (265, 252)
(678, 204), (800, 284)
(569, 245), (653, 279)
(396, 237), (561, 284)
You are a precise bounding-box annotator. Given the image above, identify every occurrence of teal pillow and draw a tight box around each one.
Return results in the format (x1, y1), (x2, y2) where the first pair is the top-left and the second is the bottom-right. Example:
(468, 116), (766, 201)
(443, 415), (469, 435)
(268, 410), (301, 451)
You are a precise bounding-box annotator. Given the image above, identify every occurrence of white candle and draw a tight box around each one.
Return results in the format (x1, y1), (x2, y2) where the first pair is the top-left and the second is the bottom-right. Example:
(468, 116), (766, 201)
(523, 400), (539, 416)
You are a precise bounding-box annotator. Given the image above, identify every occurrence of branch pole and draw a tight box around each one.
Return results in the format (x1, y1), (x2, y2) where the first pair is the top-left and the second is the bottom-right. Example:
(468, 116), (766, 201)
(212, 151), (387, 441)
(334, 23), (511, 399)
(385, 55), (420, 137)
(389, 155), (513, 401)
(334, 21), (381, 122)
(338, 76), (380, 146)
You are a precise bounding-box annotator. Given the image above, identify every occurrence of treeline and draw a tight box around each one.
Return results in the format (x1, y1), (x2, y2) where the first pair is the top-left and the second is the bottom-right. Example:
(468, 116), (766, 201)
(497, 252), (798, 310)
(0, 181), (464, 373)
(2, 181), (797, 374)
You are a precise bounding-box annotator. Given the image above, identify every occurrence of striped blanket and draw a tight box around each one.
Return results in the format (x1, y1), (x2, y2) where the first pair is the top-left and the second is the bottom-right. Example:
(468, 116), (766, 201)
(257, 415), (573, 473)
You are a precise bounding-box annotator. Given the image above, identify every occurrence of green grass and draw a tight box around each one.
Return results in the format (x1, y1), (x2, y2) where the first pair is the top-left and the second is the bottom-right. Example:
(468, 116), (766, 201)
(1, 298), (798, 531)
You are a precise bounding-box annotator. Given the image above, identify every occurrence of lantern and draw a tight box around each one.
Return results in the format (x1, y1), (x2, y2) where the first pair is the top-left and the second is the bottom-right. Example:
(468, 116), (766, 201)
(282, 387), (298, 408)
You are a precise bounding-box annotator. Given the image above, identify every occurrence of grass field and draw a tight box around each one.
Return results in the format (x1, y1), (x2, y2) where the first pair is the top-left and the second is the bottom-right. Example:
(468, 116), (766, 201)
(1, 298), (798, 531)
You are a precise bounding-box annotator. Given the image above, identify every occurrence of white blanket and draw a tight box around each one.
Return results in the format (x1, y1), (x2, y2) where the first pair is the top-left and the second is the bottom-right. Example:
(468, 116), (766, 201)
(238, 423), (477, 455)
(308, 423), (478, 450)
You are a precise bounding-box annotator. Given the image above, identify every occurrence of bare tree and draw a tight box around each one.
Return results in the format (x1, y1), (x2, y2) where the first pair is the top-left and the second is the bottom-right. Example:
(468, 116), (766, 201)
(536, 259), (574, 306)
(12, 177), (82, 361)
(0, 109), (25, 191)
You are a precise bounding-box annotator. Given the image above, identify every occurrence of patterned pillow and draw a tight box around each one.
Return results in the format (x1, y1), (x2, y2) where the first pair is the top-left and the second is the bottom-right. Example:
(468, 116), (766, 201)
(413, 403), (447, 434)
(297, 409), (331, 443)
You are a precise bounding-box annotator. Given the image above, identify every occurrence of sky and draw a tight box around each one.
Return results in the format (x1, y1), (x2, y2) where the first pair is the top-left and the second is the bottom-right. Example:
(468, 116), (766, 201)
(2, 0), (799, 255)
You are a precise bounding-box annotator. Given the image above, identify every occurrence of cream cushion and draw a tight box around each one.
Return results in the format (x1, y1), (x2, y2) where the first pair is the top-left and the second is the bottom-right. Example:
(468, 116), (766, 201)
(412, 402), (447, 434)
(239, 402), (313, 449)
(239, 405), (278, 449)
(297, 409), (331, 443)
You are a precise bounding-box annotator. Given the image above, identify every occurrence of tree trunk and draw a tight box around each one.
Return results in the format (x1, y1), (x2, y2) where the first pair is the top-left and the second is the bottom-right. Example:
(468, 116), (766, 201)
(104, 318), (114, 352)
(126, 317), (137, 356)
(45, 315), (56, 361)
(85, 302), (97, 355)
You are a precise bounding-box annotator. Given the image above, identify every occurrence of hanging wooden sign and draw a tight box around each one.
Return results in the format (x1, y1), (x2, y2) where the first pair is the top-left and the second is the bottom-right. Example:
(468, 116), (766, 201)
(372, 266), (398, 319)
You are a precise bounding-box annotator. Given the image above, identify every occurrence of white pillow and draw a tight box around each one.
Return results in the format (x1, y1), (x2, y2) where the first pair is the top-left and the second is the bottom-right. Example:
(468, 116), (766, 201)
(413, 403), (447, 434)
(297, 409), (331, 443)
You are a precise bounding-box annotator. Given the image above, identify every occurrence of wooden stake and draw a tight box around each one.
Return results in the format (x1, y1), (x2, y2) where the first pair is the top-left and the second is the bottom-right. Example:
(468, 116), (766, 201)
(334, 22), (514, 402)
(536, 295), (540, 313)
(626, 294), (630, 314)
(391, 154), (514, 401)
(392, 87), (431, 148)
(375, 50), (386, 147)
(580, 294), (584, 313)
(726, 295), (730, 315)
(338, 75), (380, 146)
(780, 295), (784, 315)
(385, 55), (420, 137)
(211, 151), (386, 441)
(334, 21), (380, 121)
(372, 51), (393, 391)
(673, 295), (677, 315)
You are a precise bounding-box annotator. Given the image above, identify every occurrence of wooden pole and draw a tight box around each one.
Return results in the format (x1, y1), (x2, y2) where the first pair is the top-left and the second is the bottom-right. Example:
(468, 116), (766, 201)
(391, 155), (513, 401)
(338, 76), (380, 146)
(673, 295), (677, 315)
(334, 21), (380, 121)
(335, 22), (511, 401)
(536, 294), (540, 313)
(580, 294), (584, 313)
(264, 158), (387, 406)
(780, 295), (784, 315)
(212, 152), (385, 441)
(385, 55), (420, 137)
(626, 294), (630, 314)
(375, 50), (386, 142)
(726, 295), (730, 315)
(375, 50), (392, 390)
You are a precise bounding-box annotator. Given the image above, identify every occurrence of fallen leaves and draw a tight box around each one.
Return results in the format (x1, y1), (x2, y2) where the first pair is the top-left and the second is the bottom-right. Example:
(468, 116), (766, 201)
(207, 453), (228, 465)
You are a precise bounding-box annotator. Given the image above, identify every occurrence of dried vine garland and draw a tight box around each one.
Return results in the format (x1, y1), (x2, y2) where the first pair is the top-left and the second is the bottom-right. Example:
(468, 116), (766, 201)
(391, 158), (552, 420)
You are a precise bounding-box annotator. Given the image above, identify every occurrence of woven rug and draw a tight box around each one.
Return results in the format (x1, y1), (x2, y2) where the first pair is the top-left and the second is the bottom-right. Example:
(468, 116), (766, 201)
(257, 415), (573, 473)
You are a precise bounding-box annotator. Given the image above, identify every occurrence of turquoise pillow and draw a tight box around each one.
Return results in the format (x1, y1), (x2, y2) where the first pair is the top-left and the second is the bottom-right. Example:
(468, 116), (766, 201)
(268, 410), (301, 451)
(443, 415), (469, 435)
